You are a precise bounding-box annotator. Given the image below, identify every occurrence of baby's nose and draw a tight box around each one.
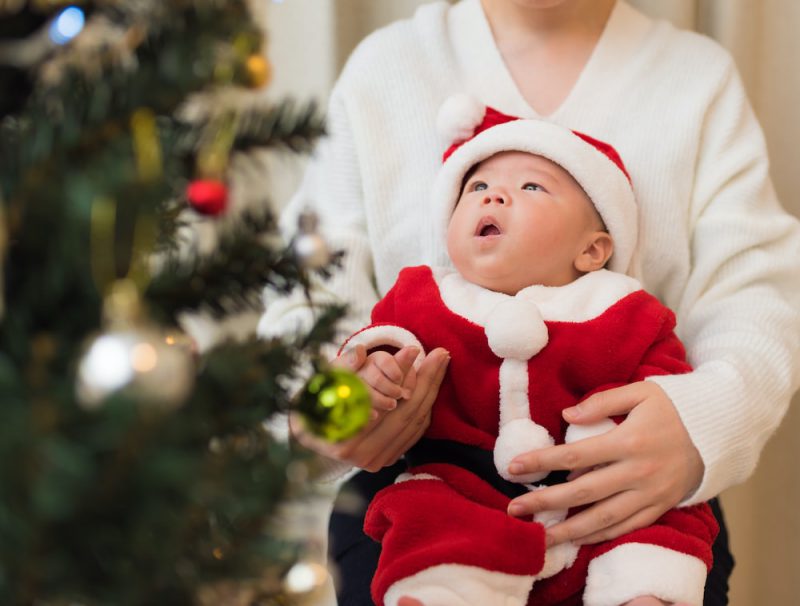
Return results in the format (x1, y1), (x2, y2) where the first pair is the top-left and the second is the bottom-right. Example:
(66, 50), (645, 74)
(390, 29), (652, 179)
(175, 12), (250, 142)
(482, 192), (506, 205)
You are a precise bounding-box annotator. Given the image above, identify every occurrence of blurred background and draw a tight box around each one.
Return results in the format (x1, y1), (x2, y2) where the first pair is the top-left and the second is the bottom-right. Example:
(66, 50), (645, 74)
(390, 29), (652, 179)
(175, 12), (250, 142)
(262, 1), (800, 604)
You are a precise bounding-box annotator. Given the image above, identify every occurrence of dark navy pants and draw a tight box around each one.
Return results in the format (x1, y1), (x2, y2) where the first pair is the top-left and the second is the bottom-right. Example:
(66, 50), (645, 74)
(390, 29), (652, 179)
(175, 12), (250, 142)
(329, 463), (733, 606)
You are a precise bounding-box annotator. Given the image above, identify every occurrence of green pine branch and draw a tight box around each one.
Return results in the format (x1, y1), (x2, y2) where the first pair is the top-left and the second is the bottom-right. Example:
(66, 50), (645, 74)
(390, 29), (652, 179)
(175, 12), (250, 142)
(0, 0), (258, 200)
(145, 210), (344, 323)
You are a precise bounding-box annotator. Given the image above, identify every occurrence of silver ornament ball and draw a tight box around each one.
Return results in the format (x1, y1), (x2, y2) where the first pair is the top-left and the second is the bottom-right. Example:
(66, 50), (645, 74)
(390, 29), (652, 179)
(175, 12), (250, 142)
(77, 326), (194, 410)
(294, 232), (330, 269)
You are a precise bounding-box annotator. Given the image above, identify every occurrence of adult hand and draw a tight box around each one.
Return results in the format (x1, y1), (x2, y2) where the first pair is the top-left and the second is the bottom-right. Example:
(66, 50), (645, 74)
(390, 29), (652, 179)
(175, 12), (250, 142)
(506, 381), (703, 546)
(290, 345), (450, 472)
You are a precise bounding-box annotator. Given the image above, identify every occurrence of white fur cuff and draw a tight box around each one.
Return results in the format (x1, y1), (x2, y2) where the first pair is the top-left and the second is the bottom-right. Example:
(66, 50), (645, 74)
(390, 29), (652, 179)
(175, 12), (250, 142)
(384, 563), (533, 606)
(343, 325), (426, 369)
(584, 543), (707, 606)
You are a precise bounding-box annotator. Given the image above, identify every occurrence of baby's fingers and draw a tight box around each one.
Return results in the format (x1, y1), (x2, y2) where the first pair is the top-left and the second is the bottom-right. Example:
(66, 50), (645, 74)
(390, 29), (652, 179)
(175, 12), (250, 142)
(360, 353), (409, 404)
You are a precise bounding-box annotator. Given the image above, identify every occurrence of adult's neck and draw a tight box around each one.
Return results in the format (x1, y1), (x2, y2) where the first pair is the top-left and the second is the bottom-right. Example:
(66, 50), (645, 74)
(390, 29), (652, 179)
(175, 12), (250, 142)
(480, 0), (617, 45)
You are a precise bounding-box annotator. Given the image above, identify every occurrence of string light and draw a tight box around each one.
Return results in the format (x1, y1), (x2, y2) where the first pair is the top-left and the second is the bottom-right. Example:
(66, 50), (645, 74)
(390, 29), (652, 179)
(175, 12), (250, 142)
(49, 6), (86, 45)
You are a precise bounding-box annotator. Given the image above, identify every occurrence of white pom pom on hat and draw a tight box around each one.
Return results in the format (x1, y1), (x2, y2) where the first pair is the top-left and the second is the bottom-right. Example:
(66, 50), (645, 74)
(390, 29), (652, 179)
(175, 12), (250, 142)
(432, 94), (639, 276)
(436, 93), (486, 145)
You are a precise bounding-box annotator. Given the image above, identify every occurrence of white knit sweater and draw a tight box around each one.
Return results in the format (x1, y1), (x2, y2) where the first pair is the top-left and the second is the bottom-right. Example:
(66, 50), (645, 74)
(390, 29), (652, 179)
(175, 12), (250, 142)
(259, 0), (800, 504)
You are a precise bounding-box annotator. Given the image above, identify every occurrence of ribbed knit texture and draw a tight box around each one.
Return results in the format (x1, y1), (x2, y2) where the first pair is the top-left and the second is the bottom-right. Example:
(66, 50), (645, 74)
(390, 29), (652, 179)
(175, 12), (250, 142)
(261, 0), (800, 502)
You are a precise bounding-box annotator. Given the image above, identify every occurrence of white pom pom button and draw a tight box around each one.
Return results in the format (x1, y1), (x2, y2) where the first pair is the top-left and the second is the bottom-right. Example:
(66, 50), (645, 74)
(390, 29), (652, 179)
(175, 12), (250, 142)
(494, 418), (553, 483)
(485, 298), (548, 359)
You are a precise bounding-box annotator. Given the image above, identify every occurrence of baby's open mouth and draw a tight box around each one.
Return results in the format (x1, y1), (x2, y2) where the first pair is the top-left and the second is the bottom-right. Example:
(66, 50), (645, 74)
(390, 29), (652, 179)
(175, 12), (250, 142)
(476, 217), (501, 237)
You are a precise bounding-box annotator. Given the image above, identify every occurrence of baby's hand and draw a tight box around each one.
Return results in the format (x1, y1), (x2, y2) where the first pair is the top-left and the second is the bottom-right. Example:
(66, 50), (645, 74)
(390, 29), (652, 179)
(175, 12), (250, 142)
(358, 349), (415, 411)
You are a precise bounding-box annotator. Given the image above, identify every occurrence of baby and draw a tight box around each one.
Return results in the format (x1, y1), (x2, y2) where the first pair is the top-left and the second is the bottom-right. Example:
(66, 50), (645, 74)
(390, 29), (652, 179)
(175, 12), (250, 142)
(340, 97), (717, 606)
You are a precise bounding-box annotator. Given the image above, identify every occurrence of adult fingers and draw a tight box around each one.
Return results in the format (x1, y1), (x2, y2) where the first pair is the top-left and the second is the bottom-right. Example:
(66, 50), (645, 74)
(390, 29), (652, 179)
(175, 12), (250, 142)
(394, 346), (421, 373)
(565, 502), (662, 546)
(545, 491), (662, 547)
(508, 431), (622, 478)
(395, 346), (420, 395)
(507, 462), (629, 517)
(562, 382), (648, 425)
(375, 401), (435, 469)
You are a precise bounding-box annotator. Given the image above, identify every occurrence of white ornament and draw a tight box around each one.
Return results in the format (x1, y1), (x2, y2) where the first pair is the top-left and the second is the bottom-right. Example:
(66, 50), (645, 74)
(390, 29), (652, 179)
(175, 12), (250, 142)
(436, 93), (485, 144)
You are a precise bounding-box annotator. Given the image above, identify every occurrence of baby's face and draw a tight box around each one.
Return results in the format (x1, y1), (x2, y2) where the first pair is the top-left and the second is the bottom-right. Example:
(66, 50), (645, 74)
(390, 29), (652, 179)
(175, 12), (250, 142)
(447, 151), (604, 294)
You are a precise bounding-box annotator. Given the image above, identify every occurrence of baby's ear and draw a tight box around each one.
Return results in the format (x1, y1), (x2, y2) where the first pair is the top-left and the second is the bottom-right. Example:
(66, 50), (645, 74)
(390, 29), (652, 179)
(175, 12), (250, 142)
(574, 231), (614, 273)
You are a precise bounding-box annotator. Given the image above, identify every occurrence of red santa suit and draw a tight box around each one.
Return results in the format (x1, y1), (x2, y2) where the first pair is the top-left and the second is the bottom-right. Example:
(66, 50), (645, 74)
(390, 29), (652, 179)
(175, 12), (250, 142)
(343, 265), (718, 606)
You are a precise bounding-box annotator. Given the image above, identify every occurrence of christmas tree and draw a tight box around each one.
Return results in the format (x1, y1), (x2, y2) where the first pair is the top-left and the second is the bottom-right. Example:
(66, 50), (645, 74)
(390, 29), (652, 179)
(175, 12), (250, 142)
(0, 1), (368, 604)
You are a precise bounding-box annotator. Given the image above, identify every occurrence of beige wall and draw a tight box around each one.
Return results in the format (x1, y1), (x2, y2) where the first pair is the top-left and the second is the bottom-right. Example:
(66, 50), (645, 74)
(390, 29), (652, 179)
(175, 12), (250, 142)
(263, 2), (800, 604)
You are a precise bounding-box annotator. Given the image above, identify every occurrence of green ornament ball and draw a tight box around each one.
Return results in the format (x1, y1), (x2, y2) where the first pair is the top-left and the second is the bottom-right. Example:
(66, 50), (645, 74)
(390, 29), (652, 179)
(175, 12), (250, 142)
(298, 368), (372, 442)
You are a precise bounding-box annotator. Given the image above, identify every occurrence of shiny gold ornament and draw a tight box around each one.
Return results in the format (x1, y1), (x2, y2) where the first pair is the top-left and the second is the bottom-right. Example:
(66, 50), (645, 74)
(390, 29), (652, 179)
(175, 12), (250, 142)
(296, 368), (371, 442)
(244, 53), (272, 89)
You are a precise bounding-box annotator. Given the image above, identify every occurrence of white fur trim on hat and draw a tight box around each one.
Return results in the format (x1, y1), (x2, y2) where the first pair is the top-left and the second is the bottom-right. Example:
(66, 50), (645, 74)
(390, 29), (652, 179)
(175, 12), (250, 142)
(432, 118), (638, 275)
(436, 93), (486, 144)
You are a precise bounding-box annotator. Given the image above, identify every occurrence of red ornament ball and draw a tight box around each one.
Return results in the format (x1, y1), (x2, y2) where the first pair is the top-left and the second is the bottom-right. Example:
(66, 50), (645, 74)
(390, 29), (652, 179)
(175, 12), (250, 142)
(186, 179), (229, 216)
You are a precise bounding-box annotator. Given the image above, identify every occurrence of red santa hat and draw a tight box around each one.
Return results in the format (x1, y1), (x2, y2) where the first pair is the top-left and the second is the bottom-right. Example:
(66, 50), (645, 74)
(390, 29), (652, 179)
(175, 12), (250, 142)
(432, 94), (638, 275)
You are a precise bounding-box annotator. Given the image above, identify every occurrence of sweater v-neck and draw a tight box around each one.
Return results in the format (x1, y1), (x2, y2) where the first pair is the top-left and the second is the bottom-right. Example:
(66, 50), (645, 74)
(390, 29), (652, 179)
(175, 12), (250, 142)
(448, 0), (652, 123)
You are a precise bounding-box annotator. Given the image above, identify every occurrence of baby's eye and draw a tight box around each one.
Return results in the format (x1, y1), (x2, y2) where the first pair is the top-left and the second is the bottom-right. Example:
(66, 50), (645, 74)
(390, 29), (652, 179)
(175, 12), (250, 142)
(522, 183), (542, 192)
(472, 181), (488, 192)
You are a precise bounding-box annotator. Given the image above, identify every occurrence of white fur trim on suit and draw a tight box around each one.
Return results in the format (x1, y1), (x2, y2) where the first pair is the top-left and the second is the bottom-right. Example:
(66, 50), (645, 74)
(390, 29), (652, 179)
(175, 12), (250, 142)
(584, 543), (707, 606)
(432, 118), (638, 275)
(343, 325), (426, 369)
(536, 539), (580, 580)
(497, 359), (532, 426)
(384, 563), (533, 606)
(565, 418), (618, 444)
(529, 499), (580, 580)
(433, 267), (641, 327)
(495, 359), (553, 483)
